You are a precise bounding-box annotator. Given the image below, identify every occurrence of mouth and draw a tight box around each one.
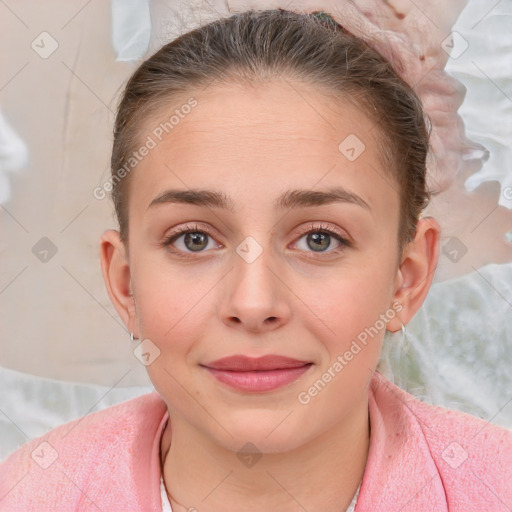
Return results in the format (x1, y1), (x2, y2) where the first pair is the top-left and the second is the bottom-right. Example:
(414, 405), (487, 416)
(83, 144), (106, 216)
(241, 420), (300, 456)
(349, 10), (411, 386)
(200, 355), (314, 392)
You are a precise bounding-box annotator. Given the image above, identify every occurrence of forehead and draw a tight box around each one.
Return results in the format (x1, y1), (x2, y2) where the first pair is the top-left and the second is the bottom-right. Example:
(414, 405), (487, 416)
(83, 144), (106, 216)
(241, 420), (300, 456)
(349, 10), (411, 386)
(130, 80), (397, 214)
(142, 80), (377, 150)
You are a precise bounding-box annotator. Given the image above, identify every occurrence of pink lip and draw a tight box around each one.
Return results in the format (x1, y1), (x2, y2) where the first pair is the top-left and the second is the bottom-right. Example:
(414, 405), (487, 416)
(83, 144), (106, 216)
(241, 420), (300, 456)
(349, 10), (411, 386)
(201, 355), (313, 392)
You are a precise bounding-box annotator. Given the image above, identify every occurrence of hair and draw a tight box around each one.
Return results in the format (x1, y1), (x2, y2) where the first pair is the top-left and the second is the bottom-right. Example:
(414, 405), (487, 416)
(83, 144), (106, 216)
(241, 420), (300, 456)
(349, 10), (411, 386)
(110, 8), (431, 259)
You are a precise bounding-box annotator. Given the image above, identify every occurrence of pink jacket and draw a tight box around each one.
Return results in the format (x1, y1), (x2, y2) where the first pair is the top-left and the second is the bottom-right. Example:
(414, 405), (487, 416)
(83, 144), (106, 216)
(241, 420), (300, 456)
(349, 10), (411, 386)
(1, 371), (511, 511)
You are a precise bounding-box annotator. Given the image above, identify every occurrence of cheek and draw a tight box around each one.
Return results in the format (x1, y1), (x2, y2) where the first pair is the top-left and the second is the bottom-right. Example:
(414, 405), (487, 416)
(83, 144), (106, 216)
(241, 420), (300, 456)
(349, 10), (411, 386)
(316, 265), (394, 328)
(134, 268), (211, 402)
(133, 259), (207, 351)
(305, 259), (396, 371)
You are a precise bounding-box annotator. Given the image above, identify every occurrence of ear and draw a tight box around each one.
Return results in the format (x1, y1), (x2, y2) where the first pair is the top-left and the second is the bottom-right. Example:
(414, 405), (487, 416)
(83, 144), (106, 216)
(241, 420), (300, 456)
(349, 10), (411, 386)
(386, 216), (441, 332)
(99, 230), (138, 337)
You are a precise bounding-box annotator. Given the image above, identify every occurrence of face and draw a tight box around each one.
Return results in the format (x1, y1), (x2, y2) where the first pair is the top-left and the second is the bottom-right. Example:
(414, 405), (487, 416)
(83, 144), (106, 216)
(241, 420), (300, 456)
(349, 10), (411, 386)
(110, 80), (407, 453)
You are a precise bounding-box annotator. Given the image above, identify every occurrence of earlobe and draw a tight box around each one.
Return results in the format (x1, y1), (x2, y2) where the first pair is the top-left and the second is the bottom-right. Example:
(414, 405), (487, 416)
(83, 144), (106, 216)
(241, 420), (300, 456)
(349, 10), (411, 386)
(99, 230), (138, 336)
(386, 217), (441, 332)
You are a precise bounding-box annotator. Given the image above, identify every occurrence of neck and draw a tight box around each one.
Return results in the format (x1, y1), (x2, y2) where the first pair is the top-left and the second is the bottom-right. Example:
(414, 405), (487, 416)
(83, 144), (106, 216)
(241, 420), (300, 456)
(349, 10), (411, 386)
(160, 396), (370, 512)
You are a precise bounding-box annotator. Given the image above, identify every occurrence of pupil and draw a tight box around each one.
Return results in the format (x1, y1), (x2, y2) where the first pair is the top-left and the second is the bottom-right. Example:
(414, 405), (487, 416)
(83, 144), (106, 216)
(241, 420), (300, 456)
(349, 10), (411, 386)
(308, 232), (329, 251)
(185, 232), (207, 251)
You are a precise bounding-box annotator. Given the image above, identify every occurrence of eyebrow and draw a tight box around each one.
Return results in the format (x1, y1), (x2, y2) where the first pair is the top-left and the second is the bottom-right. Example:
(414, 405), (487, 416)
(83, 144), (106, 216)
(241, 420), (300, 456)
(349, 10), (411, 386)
(146, 186), (371, 213)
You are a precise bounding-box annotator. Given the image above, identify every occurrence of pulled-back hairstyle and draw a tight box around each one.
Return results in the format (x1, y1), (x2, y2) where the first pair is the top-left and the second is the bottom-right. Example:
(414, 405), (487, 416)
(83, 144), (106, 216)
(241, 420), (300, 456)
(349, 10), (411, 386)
(110, 8), (431, 257)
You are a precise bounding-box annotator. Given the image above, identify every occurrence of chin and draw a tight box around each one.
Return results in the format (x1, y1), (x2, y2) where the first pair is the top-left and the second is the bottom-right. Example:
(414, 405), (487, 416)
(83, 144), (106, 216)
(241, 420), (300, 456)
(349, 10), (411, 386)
(206, 411), (311, 455)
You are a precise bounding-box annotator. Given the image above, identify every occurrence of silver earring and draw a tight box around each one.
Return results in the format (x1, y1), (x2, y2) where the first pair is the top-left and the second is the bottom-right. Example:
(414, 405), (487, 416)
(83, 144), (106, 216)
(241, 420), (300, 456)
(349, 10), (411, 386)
(401, 322), (410, 351)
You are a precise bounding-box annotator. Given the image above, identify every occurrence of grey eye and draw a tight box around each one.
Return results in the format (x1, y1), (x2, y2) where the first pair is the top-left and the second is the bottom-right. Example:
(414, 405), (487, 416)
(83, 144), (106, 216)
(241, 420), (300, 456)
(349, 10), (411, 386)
(183, 232), (209, 251)
(306, 232), (331, 251)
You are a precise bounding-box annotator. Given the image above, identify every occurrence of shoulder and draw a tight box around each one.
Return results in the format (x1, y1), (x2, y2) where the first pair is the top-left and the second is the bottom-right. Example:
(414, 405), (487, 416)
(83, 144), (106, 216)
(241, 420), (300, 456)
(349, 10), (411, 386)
(376, 375), (512, 455)
(0, 392), (167, 511)
(369, 372), (512, 508)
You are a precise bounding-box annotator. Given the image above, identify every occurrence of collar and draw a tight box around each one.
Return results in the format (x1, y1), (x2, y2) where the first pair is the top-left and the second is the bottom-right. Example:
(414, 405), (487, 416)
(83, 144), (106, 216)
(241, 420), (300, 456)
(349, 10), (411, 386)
(355, 371), (448, 511)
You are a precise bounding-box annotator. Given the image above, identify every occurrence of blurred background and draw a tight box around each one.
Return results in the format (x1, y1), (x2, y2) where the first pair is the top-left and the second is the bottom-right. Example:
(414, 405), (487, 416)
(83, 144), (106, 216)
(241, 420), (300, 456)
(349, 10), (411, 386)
(0, 0), (511, 459)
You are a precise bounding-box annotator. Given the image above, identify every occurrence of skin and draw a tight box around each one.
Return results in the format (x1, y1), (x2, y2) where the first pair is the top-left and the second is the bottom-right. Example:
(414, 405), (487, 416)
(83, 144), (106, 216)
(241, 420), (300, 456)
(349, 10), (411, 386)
(100, 79), (440, 511)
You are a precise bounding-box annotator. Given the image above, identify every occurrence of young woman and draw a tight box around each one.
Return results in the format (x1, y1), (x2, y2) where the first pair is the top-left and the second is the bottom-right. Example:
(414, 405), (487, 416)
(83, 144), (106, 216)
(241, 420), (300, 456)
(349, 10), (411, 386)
(1, 9), (511, 512)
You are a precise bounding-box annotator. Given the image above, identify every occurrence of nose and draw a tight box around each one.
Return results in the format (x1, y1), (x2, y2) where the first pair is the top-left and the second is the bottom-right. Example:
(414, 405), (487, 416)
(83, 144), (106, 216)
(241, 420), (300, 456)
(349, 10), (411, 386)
(219, 240), (292, 334)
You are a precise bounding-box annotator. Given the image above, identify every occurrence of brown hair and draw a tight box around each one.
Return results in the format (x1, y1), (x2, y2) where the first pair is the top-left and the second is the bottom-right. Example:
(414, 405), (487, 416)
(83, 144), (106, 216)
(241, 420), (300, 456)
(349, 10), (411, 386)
(110, 8), (431, 257)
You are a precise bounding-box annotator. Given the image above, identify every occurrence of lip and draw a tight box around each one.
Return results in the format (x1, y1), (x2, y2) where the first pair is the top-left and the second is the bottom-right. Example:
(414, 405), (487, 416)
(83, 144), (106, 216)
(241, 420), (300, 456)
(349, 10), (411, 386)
(203, 354), (311, 371)
(201, 355), (313, 392)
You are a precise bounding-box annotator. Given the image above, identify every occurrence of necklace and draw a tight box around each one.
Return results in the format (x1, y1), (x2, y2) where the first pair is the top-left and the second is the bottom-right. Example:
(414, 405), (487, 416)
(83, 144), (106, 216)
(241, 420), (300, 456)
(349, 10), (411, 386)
(159, 421), (191, 511)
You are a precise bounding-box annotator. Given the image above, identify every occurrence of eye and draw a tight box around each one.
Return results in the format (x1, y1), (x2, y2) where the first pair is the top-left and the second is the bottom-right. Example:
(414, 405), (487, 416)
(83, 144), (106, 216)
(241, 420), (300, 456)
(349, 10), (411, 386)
(160, 223), (220, 256)
(160, 222), (351, 258)
(294, 222), (351, 255)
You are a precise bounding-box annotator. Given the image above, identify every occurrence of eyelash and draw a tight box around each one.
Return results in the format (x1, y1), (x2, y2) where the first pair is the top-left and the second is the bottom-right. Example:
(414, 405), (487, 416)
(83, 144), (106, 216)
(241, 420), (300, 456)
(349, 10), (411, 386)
(160, 222), (351, 259)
